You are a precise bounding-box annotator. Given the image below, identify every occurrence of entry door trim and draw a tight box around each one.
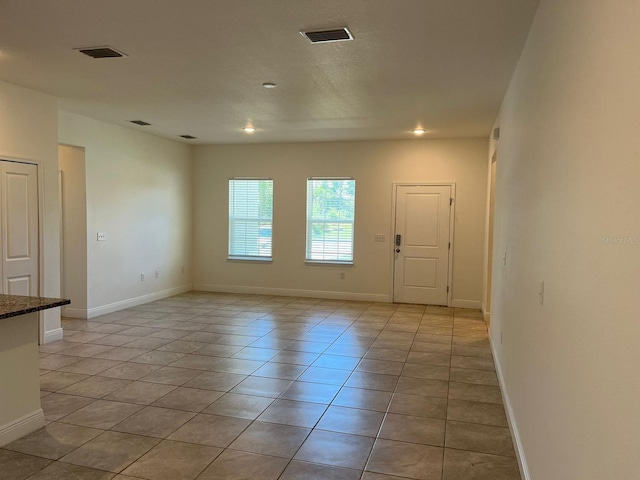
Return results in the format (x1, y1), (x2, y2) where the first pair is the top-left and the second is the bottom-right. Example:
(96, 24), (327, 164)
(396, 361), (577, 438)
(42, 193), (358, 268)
(390, 183), (455, 306)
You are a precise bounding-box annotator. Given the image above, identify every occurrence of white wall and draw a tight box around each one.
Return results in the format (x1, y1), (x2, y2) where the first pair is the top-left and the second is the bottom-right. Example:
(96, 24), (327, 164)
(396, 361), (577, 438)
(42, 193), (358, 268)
(193, 139), (488, 305)
(59, 145), (88, 315)
(490, 1), (640, 479)
(58, 111), (193, 317)
(0, 80), (61, 340)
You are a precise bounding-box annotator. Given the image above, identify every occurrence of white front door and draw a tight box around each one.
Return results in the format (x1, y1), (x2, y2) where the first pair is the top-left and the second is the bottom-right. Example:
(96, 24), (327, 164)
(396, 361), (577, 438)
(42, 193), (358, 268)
(393, 185), (451, 305)
(0, 161), (39, 296)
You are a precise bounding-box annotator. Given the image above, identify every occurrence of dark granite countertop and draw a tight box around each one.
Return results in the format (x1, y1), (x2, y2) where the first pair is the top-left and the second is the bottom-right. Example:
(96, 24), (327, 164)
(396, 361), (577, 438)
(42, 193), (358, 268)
(0, 294), (70, 320)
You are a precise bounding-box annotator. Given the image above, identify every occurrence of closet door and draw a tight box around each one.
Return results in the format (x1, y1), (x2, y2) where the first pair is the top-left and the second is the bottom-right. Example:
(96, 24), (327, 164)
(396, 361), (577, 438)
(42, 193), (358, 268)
(0, 161), (39, 296)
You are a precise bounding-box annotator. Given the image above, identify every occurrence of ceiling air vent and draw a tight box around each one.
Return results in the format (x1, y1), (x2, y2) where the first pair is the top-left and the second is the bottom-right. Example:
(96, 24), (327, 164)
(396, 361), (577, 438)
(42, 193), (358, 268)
(75, 46), (127, 59)
(130, 120), (151, 126)
(300, 28), (353, 44)
(179, 135), (197, 140)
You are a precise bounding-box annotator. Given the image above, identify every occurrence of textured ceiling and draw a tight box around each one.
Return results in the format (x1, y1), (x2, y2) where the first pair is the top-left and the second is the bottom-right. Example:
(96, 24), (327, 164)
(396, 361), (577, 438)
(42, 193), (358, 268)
(0, 0), (539, 144)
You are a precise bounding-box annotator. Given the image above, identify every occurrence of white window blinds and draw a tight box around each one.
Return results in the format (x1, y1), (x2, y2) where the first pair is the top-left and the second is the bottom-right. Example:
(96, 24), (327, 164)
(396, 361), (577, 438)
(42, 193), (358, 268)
(228, 178), (273, 259)
(306, 178), (355, 263)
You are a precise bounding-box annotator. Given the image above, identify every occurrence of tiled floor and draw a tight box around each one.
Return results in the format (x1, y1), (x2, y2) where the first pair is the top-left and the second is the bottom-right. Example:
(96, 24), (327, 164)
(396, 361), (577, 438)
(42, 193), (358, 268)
(0, 292), (521, 480)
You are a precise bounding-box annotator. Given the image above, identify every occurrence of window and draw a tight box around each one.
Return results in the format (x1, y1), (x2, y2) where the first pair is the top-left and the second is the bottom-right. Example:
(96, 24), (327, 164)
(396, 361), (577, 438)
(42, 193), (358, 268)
(228, 178), (273, 260)
(306, 178), (355, 263)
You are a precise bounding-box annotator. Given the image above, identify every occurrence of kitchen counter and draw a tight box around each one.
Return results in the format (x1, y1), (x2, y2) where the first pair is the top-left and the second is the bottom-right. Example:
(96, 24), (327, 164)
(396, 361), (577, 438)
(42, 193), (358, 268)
(0, 294), (69, 447)
(0, 294), (70, 320)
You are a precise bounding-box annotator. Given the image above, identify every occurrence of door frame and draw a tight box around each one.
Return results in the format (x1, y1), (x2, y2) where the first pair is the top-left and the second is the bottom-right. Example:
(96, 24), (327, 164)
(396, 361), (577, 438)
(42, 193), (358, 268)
(389, 182), (456, 306)
(0, 155), (45, 343)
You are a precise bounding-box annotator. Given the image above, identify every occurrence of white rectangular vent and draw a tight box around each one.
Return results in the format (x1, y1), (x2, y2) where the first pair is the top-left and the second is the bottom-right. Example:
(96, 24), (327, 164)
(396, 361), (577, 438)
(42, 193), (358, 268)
(301, 28), (353, 44)
(76, 46), (127, 59)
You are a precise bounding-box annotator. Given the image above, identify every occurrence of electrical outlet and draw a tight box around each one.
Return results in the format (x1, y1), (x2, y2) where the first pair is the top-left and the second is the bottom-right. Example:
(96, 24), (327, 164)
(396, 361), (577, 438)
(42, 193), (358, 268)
(97, 232), (106, 241)
(374, 234), (385, 242)
(340, 272), (346, 280)
(140, 273), (145, 281)
(155, 270), (159, 278)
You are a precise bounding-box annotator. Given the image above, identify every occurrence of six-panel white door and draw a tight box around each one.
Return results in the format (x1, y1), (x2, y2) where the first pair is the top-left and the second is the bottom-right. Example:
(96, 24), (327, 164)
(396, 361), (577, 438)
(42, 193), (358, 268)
(393, 185), (451, 305)
(0, 161), (39, 296)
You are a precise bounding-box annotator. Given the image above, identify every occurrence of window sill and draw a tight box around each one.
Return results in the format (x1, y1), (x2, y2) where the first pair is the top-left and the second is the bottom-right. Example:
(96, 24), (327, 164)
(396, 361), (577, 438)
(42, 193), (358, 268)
(305, 260), (354, 266)
(228, 256), (272, 263)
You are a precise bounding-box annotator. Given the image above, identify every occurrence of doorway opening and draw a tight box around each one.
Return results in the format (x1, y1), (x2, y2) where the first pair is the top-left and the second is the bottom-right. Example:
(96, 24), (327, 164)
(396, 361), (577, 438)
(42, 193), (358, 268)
(58, 145), (88, 318)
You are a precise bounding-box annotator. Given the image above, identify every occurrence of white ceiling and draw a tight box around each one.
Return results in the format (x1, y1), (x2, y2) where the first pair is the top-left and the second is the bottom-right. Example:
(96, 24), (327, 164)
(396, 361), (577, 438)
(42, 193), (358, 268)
(0, 0), (539, 144)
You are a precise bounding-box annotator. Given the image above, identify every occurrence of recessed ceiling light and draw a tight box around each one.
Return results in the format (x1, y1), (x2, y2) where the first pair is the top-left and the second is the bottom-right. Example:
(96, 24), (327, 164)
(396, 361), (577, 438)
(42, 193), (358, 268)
(179, 135), (197, 139)
(129, 120), (151, 126)
(412, 128), (426, 135)
(243, 127), (256, 134)
(262, 82), (277, 89)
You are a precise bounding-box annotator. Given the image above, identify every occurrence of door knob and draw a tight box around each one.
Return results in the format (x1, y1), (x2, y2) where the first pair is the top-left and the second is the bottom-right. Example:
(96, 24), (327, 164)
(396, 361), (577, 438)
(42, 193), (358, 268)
(395, 249), (400, 253)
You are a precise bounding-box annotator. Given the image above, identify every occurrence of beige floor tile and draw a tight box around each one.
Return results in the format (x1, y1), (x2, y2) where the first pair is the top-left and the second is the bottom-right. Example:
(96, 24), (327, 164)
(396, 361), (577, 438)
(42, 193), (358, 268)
(122, 440), (221, 480)
(445, 421), (516, 457)
(379, 413), (445, 446)
(94, 347), (150, 361)
(167, 354), (224, 370)
(395, 377), (449, 398)
(168, 413), (251, 447)
(448, 382), (503, 405)
(184, 371), (247, 391)
(229, 421), (310, 458)
(312, 354), (362, 369)
(331, 386), (392, 412)
(40, 372), (89, 392)
(98, 362), (162, 380)
(443, 448), (521, 480)
(401, 363), (450, 381)
(4, 422), (102, 460)
(280, 460), (361, 480)
(0, 449), (52, 480)
(366, 438), (443, 480)
(450, 355), (495, 371)
(447, 399), (508, 427)
(316, 405), (385, 437)
(104, 381), (177, 405)
(197, 450), (288, 480)
(387, 393), (447, 419)
(58, 358), (123, 375)
(294, 430), (374, 470)
(356, 359), (404, 375)
(58, 376), (132, 399)
(280, 381), (341, 404)
(257, 399), (327, 428)
(111, 406), (195, 438)
(449, 368), (499, 386)
(40, 394), (95, 421)
(59, 400), (143, 429)
(405, 351), (452, 367)
(26, 461), (116, 479)
(230, 376), (292, 397)
(152, 386), (224, 412)
(344, 372), (399, 392)
(60, 431), (160, 473)
(139, 366), (201, 386)
(129, 350), (187, 365)
(251, 362), (306, 380)
(203, 393), (274, 419)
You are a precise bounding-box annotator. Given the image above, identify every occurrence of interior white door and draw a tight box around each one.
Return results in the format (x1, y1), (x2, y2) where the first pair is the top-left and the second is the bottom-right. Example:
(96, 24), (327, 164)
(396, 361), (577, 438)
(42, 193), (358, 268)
(0, 161), (39, 296)
(393, 185), (451, 305)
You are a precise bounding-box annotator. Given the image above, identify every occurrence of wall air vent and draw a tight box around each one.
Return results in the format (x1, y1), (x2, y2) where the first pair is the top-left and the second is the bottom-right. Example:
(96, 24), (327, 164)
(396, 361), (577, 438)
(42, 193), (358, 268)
(179, 135), (197, 140)
(130, 120), (151, 126)
(300, 28), (353, 44)
(75, 46), (127, 59)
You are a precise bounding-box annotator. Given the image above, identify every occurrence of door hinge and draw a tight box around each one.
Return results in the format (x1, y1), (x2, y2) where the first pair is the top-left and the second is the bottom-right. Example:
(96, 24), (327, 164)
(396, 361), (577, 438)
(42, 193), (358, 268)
(450, 198), (453, 205)
(447, 286), (450, 293)
(448, 242), (451, 250)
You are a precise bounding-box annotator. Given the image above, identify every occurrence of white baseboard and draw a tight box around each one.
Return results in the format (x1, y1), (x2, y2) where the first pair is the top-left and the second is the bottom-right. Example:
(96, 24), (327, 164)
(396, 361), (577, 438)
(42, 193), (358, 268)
(482, 304), (491, 323)
(450, 299), (482, 310)
(0, 409), (45, 447)
(86, 284), (193, 319)
(62, 307), (88, 319)
(43, 327), (63, 344)
(489, 335), (530, 480)
(194, 283), (390, 303)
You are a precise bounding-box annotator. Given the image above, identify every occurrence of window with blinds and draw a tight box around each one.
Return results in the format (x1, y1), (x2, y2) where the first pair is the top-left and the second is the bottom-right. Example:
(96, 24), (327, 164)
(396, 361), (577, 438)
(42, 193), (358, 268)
(306, 178), (355, 263)
(228, 178), (273, 260)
